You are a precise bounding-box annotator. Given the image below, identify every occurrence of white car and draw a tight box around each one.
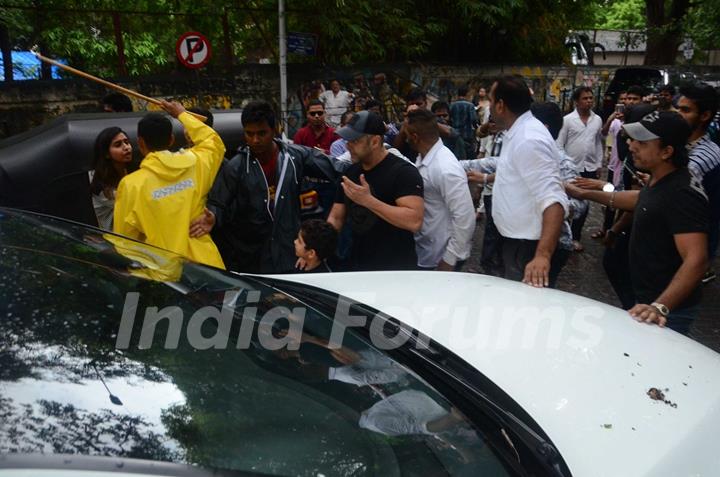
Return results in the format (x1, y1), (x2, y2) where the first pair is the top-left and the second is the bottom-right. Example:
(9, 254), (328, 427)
(1, 207), (719, 477)
(279, 271), (720, 476)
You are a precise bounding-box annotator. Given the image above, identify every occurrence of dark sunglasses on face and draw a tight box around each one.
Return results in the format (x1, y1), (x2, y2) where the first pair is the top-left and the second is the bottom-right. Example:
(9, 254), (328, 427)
(309, 111), (324, 117)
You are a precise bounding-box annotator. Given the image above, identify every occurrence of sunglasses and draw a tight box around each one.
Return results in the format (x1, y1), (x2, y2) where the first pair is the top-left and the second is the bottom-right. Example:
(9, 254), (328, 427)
(308, 111), (324, 117)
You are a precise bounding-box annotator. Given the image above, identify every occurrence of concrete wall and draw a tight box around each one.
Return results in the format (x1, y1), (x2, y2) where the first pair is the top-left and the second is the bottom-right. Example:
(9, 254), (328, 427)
(594, 52), (645, 66)
(0, 65), (279, 139)
(3, 63), (720, 140)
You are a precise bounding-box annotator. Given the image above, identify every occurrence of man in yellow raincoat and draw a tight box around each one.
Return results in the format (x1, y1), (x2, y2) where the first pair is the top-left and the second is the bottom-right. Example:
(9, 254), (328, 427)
(113, 100), (225, 269)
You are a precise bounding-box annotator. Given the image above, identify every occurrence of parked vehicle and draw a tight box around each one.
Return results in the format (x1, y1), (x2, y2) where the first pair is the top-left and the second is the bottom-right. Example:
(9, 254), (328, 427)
(0, 111), (323, 227)
(2, 207), (719, 476)
(601, 67), (669, 117)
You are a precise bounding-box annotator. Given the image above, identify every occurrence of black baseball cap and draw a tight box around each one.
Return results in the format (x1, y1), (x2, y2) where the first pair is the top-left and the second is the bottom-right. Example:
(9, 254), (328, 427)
(336, 111), (386, 141)
(622, 110), (690, 147)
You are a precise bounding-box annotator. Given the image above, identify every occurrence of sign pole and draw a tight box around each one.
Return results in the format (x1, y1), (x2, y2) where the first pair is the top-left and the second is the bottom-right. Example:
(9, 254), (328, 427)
(278, 0), (288, 139)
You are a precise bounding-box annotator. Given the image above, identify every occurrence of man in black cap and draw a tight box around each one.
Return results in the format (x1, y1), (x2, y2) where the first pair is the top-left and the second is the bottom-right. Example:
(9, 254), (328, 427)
(567, 111), (709, 335)
(327, 111), (424, 270)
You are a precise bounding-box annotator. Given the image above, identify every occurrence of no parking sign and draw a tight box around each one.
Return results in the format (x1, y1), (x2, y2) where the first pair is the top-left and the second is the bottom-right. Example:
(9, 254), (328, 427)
(176, 32), (212, 69)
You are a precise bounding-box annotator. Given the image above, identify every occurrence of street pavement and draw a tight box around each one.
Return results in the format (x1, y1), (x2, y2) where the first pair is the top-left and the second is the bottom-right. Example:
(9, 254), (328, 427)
(464, 201), (720, 354)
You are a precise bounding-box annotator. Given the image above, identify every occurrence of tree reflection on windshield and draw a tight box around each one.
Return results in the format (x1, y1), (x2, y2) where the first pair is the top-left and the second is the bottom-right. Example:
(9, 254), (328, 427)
(0, 210), (513, 476)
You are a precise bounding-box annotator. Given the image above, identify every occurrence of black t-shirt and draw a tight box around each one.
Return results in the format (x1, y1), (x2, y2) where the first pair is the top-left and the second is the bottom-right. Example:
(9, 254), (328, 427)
(335, 152), (423, 271)
(629, 168), (709, 308)
(295, 260), (332, 273)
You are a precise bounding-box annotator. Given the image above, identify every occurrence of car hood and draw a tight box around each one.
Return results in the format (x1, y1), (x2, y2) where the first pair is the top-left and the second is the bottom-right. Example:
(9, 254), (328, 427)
(272, 271), (720, 477)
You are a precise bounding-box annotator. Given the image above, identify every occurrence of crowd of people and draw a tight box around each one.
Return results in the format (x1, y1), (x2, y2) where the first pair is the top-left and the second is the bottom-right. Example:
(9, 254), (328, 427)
(89, 75), (720, 336)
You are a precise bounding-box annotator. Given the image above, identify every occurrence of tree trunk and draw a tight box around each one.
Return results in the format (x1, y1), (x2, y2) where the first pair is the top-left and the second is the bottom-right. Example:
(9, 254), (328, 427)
(644, 0), (690, 65)
(32, 3), (52, 80)
(0, 22), (12, 82)
(112, 12), (128, 77)
(222, 8), (234, 70)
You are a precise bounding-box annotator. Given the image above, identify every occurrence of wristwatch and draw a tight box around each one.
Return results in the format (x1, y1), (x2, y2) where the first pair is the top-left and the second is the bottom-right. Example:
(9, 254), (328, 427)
(651, 302), (670, 316)
(602, 182), (615, 192)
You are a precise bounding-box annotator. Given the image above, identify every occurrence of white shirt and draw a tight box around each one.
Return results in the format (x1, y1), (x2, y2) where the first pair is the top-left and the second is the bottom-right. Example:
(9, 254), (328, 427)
(556, 109), (604, 172)
(493, 111), (569, 240)
(319, 90), (353, 127)
(414, 139), (475, 267)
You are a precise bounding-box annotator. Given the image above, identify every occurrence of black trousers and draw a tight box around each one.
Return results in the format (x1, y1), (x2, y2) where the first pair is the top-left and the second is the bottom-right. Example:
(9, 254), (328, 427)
(502, 238), (566, 288)
(571, 170), (599, 241)
(481, 195), (504, 276)
(602, 231), (636, 310)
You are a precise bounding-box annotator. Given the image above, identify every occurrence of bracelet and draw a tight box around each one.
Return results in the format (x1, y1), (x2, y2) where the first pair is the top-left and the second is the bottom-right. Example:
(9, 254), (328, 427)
(482, 174), (487, 186)
(609, 191), (617, 209)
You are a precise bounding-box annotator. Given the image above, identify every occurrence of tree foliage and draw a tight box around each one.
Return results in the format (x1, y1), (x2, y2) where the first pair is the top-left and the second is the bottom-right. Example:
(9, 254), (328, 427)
(4, 0), (715, 72)
(1, 0), (603, 77)
(684, 0), (720, 52)
(3, 0), (244, 77)
(586, 0), (720, 65)
(592, 0), (646, 29)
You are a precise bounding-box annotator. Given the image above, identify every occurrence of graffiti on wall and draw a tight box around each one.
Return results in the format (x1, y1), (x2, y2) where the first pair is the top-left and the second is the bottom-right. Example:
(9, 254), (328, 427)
(411, 64), (613, 112)
(7, 63), (718, 139)
(287, 70), (410, 136)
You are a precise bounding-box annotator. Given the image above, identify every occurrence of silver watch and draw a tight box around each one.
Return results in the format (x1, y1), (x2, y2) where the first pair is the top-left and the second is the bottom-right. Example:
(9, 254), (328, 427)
(651, 302), (670, 316)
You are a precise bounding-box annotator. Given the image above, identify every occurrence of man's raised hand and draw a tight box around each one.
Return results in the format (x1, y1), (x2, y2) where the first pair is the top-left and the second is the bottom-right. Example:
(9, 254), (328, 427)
(341, 174), (374, 207)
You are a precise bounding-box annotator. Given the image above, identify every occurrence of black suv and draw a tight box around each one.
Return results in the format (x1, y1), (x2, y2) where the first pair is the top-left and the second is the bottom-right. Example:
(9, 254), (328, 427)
(601, 67), (668, 117)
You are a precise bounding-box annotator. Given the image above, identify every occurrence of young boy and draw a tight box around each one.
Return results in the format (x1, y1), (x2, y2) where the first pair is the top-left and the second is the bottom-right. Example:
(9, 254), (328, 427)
(294, 219), (337, 273)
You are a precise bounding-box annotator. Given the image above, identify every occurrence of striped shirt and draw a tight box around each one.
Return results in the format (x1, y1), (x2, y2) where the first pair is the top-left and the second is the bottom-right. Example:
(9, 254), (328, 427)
(688, 134), (720, 181)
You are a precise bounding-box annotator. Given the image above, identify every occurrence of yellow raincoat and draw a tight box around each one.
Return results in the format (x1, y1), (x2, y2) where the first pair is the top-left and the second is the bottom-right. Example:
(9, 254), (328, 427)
(113, 112), (225, 269)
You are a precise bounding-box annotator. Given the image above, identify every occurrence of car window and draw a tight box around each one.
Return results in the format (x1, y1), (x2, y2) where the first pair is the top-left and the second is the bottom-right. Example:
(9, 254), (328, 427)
(0, 211), (516, 476)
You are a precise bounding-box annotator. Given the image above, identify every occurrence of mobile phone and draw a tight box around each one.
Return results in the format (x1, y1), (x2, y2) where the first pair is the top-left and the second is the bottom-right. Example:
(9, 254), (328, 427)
(615, 103), (625, 114)
(623, 160), (645, 186)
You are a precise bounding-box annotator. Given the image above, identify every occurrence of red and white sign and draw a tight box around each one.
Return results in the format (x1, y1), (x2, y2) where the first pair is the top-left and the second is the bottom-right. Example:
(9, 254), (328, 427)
(175, 31), (212, 69)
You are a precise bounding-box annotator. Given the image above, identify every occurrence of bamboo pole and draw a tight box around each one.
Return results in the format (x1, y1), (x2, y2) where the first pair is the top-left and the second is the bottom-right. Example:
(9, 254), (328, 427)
(31, 49), (207, 122)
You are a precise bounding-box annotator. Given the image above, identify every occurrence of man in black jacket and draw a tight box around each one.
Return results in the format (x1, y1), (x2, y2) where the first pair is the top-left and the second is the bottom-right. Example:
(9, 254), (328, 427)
(189, 101), (338, 273)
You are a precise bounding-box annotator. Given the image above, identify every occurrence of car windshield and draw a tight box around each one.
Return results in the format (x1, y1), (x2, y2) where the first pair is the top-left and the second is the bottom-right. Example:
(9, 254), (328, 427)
(0, 209), (515, 476)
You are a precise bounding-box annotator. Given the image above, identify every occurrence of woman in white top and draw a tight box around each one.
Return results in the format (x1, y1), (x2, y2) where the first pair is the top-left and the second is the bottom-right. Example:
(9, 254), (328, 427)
(90, 127), (133, 230)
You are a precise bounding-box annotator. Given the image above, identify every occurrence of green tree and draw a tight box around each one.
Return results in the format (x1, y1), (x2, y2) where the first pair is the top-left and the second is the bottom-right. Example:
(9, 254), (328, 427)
(644, 0), (691, 64)
(1, 0), (606, 73)
(684, 0), (720, 55)
(587, 0), (706, 65)
(2, 0), (241, 77)
(593, 0), (645, 29)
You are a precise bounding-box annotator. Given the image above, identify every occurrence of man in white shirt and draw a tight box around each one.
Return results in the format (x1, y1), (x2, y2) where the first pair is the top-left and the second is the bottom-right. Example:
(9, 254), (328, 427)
(406, 109), (475, 270)
(556, 86), (604, 249)
(490, 75), (568, 287)
(320, 80), (353, 128)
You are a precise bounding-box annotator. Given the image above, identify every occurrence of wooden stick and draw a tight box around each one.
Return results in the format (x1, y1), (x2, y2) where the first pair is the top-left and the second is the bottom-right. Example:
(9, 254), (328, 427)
(31, 50), (207, 122)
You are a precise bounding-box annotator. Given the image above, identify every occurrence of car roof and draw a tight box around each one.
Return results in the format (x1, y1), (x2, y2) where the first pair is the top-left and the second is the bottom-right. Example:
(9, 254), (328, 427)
(605, 67), (667, 96)
(275, 271), (720, 477)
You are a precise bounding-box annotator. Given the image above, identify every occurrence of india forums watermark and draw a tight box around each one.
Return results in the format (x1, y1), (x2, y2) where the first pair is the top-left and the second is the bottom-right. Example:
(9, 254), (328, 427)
(114, 291), (609, 353)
